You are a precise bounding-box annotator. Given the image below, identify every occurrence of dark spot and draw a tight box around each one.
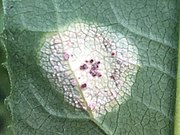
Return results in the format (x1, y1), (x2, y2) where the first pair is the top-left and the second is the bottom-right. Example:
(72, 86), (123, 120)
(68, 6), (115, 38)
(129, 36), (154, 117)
(81, 83), (87, 89)
(111, 52), (115, 56)
(92, 74), (97, 77)
(91, 63), (99, 70)
(97, 73), (102, 77)
(90, 70), (97, 77)
(9, 5), (13, 9)
(110, 75), (115, 80)
(89, 60), (102, 77)
(80, 64), (88, 70)
(90, 59), (94, 63)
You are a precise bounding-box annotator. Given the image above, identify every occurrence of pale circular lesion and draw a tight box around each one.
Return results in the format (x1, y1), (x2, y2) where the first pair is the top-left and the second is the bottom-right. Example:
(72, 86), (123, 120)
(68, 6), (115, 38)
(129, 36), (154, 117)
(38, 22), (139, 117)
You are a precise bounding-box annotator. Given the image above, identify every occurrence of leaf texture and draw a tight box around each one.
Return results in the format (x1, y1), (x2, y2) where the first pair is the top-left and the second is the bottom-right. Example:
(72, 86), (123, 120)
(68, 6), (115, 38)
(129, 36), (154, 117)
(3, 0), (179, 135)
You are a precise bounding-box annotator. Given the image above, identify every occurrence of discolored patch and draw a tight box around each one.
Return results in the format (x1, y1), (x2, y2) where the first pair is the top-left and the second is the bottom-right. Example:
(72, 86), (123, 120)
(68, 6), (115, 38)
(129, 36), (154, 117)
(38, 22), (139, 117)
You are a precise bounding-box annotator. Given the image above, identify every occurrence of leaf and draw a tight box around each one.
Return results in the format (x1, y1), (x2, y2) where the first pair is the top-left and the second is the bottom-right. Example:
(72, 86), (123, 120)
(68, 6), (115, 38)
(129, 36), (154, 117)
(0, 0), (4, 34)
(174, 20), (180, 134)
(0, 44), (12, 135)
(0, 0), (11, 133)
(2, 0), (179, 135)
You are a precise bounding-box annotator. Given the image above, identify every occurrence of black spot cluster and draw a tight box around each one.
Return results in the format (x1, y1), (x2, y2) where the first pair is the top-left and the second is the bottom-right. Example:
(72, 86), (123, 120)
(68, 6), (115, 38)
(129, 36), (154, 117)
(80, 59), (102, 78)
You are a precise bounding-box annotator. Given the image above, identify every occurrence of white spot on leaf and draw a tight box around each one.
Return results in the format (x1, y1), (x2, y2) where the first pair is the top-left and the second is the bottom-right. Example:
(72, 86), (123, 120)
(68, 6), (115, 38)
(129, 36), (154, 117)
(38, 22), (139, 117)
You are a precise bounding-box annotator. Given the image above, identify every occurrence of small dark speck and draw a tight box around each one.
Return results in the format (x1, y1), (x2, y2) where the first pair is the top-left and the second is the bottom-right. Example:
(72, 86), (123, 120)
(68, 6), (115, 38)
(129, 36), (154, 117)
(90, 59), (94, 63)
(9, 5), (13, 9)
(81, 83), (87, 89)
(97, 73), (102, 77)
(90, 70), (96, 77)
(80, 64), (88, 70)
(111, 52), (115, 56)
(110, 75), (115, 79)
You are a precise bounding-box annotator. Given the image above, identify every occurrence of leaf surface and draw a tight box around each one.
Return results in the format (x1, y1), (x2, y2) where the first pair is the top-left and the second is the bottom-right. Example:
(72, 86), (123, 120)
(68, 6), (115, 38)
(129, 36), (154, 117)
(3, 0), (179, 135)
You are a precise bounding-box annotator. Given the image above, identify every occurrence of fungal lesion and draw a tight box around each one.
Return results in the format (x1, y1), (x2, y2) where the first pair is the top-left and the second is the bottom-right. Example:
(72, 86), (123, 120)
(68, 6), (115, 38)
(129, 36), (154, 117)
(80, 83), (87, 89)
(89, 60), (102, 78)
(80, 63), (88, 70)
(78, 59), (102, 91)
(39, 22), (139, 116)
(109, 68), (122, 87)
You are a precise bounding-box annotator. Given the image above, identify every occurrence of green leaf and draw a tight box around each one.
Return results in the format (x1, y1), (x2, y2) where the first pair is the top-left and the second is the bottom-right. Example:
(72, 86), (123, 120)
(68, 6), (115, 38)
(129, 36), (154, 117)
(0, 33), (12, 135)
(2, 0), (179, 135)
(0, 0), (4, 34)
(174, 17), (180, 135)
